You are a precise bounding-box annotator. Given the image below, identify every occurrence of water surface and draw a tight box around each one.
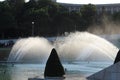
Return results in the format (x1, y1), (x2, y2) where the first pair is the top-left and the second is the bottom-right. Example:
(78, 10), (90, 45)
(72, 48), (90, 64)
(0, 61), (112, 80)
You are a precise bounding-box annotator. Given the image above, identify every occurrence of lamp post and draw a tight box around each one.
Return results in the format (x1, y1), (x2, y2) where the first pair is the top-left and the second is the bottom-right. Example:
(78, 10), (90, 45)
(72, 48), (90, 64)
(75, 25), (77, 31)
(32, 21), (34, 36)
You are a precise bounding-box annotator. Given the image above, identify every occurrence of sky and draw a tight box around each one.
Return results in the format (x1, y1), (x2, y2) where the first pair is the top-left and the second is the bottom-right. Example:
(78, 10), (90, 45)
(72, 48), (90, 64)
(57, 0), (120, 4)
(0, 0), (120, 4)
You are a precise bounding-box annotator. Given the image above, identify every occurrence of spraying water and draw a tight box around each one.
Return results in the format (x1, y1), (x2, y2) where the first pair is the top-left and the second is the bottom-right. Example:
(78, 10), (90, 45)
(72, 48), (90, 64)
(8, 32), (119, 63)
(8, 37), (53, 63)
(54, 32), (118, 62)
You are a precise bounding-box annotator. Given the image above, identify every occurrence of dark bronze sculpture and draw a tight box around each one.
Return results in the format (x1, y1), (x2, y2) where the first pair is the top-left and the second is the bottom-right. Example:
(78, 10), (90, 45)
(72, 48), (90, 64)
(114, 50), (120, 64)
(44, 48), (65, 78)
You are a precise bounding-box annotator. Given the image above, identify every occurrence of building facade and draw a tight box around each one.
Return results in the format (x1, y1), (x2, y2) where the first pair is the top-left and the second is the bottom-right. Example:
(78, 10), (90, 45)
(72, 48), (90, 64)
(96, 4), (120, 14)
(59, 3), (120, 14)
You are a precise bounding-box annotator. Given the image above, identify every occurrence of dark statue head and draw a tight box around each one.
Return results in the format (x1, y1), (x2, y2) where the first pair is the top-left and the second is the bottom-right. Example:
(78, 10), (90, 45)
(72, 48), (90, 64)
(44, 48), (65, 77)
(114, 50), (120, 64)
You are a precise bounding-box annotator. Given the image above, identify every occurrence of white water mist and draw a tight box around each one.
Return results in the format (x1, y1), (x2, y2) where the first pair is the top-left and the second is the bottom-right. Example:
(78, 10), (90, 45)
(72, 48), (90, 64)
(8, 32), (119, 63)
(8, 37), (53, 63)
(54, 32), (118, 62)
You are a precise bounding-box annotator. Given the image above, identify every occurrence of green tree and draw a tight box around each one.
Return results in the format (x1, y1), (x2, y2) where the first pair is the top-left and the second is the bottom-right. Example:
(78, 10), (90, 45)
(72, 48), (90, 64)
(69, 11), (83, 31)
(37, 0), (60, 18)
(6, 0), (25, 6)
(25, 0), (37, 9)
(6, 0), (25, 26)
(0, 1), (16, 38)
(80, 4), (97, 27)
(0, 2), (14, 27)
(112, 11), (120, 22)
(23, 0), (67, 36)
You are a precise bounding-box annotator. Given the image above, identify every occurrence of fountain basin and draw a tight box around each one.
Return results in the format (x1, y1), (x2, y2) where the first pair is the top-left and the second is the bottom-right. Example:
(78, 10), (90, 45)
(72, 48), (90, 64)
(28, 77), (65, 80)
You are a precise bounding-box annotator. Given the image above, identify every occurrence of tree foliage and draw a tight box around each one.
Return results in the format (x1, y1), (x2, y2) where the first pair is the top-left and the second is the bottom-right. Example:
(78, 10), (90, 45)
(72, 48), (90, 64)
(80, 4), (97, 26)
(0, 1), (98, 39)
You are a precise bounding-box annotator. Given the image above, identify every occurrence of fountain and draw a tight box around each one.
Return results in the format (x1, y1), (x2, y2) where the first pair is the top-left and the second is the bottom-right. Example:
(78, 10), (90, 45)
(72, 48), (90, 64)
(28, 48), (65, 80)
(54, 32), (118, 62)
(8, 32), (119, 63)
(44, 48), (65, 78)
(87, 50), (120, 80)
(8, 37), (53, 63)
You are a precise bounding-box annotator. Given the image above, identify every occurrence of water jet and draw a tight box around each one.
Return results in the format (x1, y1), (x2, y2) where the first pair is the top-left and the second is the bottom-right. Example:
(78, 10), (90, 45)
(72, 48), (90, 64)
(54, 32), (118, 62)
(8, 37), (53, 63)
(8, 32), (118, 63)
